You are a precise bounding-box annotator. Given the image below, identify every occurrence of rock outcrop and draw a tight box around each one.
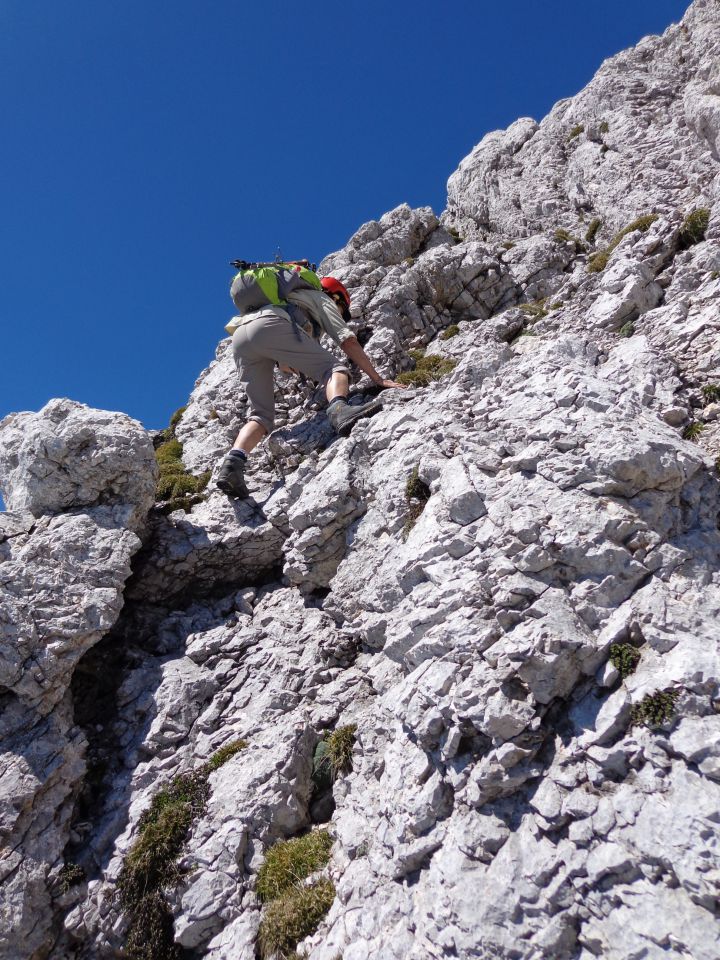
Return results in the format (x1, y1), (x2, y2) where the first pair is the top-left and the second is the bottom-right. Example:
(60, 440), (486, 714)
(0, 401), (156, 960)
(2, 3), (720, 959)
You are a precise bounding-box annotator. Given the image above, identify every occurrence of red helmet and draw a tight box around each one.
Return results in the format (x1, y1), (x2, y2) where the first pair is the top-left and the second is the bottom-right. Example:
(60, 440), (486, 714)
(320, 276), (351, 309)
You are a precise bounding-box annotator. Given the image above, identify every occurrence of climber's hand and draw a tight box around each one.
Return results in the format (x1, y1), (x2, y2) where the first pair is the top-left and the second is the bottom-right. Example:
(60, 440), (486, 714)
(375, 378), (407, 390)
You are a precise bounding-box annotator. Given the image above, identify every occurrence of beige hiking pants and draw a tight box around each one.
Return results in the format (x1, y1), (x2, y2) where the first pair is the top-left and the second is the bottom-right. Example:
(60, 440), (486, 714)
(232, 311), (349, 432)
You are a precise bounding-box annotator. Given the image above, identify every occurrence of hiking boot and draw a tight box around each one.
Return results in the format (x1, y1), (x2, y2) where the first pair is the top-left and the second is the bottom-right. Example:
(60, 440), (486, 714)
(216, 451), (250, 498)
(327, 398), (383, 437)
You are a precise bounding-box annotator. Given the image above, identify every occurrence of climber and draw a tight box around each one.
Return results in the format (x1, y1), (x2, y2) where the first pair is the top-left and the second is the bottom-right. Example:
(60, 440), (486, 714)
(216, 270), (405, 498)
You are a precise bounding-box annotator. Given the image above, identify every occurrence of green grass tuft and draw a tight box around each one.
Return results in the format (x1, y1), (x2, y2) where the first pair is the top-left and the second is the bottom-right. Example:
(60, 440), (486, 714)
(153, 406), (210, 509)
(119, 771), (210, 909)
(440, 324), (460, 340)
(258, 878), (336, 959)
(567, 124), (585, 141)
(207, 739), (248, 771)
(609, 643), (641, 680)
(682, 421), (704, 441)
(256, 831), (333, 904)
(519, 300), (548, 321)
(631, 689), (680, 727)
(585, 218), (603, 244)
(168, 406), (187, 430)
(406, 465), (430, 502)
(587, 214), (658, 273)
(701, 384), (720, 403)
(117, 743), (243, 959)
(397, 352), (457, 387)
(156, 439), (184, 464)
(326, 725), (357, 777)
(403, 466), (431, 538)
(678, 208), (710, 250)
(554, 228), (573, 243)
(619, 321), (635, 338)
(126, 891), (184, 960)
(500, 240), (516, 250)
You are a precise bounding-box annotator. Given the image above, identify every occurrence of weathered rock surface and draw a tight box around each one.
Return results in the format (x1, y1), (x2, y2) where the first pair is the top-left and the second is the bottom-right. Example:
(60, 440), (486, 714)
(445, 0), (720, 245)
(4, 3), (720, 959)
(0, 399), (156, 529)
(0, 404), (156, 960)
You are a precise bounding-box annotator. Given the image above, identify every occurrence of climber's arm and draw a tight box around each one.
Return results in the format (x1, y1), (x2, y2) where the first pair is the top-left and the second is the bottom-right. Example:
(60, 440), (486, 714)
(340, 336), (406, 390)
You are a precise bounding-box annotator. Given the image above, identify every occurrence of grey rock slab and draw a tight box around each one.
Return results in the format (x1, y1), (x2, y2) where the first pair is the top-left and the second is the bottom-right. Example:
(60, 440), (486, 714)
(15, 5), (720, 958)
(0, 399), (156, 529)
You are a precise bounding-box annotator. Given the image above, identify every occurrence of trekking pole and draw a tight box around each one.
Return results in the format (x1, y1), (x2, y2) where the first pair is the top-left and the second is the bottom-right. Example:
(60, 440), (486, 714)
(229, 259), (316, 271)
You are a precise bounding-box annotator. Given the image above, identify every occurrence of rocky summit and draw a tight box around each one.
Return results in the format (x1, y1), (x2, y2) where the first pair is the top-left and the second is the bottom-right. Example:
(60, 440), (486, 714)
(2, 3), (720, 958)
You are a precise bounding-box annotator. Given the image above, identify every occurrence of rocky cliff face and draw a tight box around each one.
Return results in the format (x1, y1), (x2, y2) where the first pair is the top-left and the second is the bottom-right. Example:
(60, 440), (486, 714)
(2, 3), (720, 958)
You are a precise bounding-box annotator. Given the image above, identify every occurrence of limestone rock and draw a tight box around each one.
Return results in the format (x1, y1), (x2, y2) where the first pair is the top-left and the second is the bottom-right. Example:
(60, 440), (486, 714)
(0, 399), (156, 529)
(5, 5), (720, 960)
(0, 403), (155, 960)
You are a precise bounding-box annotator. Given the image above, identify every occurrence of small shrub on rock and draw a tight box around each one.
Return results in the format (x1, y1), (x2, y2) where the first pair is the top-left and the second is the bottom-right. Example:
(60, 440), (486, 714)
(631, 689), (680, 727)
(678, 208), (710, 249)
(567, 124), (585, 141)
(701, 384), (720, 403)
(609, 643), (641, 680)
(155, 439), (183, 464)
(599, 120), (610, 134)
(619, 321), (635, 338)
(58, 863), (86, 893)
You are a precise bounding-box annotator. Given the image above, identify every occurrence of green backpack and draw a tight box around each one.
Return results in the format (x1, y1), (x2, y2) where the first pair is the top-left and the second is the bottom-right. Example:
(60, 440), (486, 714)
(229, 259), (322, 316)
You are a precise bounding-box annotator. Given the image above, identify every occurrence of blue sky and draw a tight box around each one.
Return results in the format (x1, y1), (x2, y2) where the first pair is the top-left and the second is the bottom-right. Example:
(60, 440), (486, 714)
(0, 0), (690, 432)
